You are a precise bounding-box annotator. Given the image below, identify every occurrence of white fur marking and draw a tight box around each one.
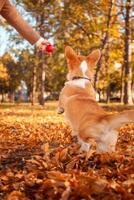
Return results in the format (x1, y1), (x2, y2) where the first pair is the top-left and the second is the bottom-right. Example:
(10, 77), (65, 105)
(80, 61), (88, 76)
(78, 138), (91, 152)
(65, 60), (89, 88)
(65, 79), (88, 88)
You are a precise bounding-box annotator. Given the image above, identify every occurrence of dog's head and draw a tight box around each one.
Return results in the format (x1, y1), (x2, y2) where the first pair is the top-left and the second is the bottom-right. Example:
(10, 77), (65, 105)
(65, 46), (101, 81)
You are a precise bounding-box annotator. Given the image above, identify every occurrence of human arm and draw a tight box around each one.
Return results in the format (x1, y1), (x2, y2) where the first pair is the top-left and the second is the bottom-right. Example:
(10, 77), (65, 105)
(1, 0), (40, 45)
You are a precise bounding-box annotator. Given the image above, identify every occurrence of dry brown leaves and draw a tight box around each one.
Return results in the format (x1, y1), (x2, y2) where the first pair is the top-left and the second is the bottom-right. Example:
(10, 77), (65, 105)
(0, 103), (134, 200)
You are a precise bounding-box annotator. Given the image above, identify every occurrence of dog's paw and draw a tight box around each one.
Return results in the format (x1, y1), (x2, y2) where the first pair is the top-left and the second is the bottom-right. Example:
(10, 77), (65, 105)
(79, 141), (91, 152)
(57, 107), (64, 114)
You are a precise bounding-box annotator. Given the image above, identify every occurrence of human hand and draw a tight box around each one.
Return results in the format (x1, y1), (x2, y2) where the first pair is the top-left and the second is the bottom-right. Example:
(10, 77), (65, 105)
(36, 37), (54, 53)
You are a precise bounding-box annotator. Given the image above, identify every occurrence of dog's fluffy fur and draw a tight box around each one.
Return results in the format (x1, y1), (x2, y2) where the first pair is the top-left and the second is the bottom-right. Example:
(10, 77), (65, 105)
(58, 46), (134, 153)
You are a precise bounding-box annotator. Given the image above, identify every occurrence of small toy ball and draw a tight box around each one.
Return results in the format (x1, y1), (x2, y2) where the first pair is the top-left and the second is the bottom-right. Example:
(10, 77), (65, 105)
(41, 41), (54, 53)
(45, 44), (55, 53)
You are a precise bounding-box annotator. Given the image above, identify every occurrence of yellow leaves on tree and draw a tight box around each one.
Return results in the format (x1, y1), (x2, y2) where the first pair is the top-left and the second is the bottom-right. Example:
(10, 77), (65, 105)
(0, 63), (9, 81)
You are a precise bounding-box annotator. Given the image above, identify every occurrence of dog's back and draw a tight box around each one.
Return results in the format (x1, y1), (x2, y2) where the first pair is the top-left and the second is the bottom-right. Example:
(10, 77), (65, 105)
(58, 46), (134, 153)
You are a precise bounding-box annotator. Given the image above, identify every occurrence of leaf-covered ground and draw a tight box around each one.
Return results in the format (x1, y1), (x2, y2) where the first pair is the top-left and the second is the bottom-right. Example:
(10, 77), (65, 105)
(0, 102), (134, 200)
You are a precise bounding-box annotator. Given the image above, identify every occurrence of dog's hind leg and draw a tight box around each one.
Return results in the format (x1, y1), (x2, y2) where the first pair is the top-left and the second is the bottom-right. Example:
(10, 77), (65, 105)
(78, 137), (91, 152)
(96, 129), (118, 153)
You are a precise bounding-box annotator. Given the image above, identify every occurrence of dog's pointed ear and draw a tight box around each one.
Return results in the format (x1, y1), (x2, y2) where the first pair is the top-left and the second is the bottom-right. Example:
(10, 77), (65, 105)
(87, 50), (101, 67)
(65, 46), (77, 60)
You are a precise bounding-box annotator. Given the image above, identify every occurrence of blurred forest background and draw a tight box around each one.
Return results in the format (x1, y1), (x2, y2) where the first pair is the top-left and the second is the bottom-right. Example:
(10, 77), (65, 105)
(0, 0), (134, 105)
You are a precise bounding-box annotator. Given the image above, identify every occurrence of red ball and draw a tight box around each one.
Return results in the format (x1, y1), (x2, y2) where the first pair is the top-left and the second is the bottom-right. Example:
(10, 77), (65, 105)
(45, 44), (54, 53)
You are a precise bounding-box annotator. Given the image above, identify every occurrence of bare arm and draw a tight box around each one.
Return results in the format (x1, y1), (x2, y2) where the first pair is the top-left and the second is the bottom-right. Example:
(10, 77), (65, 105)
(1, 0), (40, 45)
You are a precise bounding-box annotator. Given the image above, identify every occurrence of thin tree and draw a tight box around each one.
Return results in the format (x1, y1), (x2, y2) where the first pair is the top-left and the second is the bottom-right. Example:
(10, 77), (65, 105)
(94, 0), (114, 90)
(123, 0), (133, 104)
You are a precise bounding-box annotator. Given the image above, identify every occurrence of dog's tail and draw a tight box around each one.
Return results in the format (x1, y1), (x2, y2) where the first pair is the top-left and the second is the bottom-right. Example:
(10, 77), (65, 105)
(109, 110), (134, 129)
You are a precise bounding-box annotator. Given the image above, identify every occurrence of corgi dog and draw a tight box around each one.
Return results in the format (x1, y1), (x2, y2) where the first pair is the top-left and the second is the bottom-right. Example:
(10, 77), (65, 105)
(58, 46), (134, 153)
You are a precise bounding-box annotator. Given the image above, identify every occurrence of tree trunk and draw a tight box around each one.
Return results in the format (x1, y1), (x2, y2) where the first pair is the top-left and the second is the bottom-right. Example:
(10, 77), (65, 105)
(120, 64), (124, 103)
(123, 0), (133, 104)
(1, 91), (4, 103)
(37, 14), (46, 106)
(106, 85), (111, 103)
(8, 92), (15, 103)
(31, 64), (37, 105)
(38, 55), (46, 106)
(94, 0), (114, 90)
(104, 43), (111, 104)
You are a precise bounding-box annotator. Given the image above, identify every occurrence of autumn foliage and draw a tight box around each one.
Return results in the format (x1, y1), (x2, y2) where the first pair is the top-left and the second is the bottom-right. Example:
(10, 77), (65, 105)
(0, 102), (133, 200)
